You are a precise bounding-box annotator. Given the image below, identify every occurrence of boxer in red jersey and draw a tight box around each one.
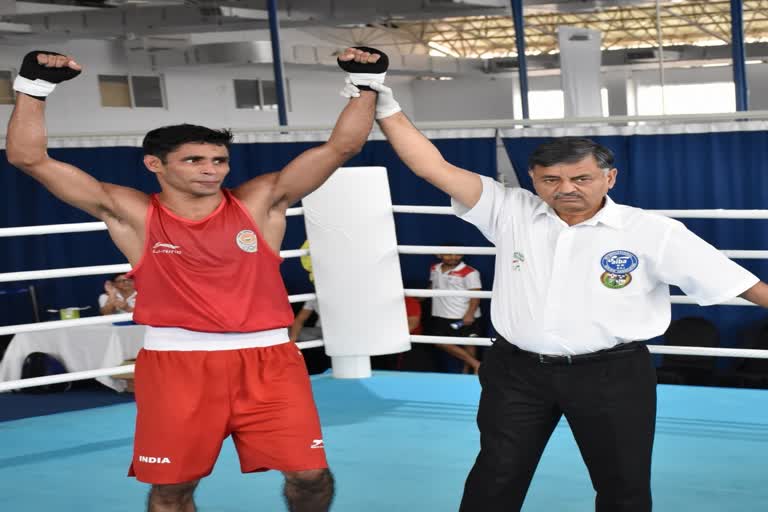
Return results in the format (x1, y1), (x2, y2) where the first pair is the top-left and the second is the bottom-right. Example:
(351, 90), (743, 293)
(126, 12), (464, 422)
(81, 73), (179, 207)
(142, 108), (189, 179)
(6, 48), (382, 512)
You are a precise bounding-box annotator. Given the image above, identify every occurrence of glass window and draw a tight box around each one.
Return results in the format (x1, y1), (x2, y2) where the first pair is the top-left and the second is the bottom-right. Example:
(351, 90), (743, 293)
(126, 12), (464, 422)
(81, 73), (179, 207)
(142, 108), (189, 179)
(234, 78), (288, 111)
(0, 70), (13, 105)
(98, 75), (131, 107)
(98, 74), (164, 108)
(131, 76), (164, 108)
(528, 88), (610, 119)
(529, 90), (564, 119)
(261, 80), (278, 111)
(234, 79), (260, 109)
(636, 82), (736, 115)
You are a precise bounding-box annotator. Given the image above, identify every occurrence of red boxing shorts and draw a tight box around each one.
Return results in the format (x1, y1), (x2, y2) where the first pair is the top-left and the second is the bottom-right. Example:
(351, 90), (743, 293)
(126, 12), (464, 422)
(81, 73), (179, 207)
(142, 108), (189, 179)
(128, 342), (328, 484)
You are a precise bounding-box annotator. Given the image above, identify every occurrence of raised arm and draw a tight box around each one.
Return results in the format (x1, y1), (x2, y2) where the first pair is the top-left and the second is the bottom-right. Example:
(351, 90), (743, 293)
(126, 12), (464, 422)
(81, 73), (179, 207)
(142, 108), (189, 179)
(269, 89), (376, 209)
(237, 48), (381, 212)
(377, 111), (482, 209)
(360, 81), (483, 209)
(6, 52), (147, 224)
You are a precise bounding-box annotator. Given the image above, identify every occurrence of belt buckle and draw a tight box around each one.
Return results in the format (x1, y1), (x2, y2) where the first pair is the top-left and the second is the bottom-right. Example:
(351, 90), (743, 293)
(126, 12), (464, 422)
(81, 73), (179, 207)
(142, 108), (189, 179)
(538, 353), (573, 365)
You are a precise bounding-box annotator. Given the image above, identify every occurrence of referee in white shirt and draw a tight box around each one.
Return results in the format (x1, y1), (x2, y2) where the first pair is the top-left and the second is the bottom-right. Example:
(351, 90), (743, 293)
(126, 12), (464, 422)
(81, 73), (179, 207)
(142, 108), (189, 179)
(368, 84), (768, 512)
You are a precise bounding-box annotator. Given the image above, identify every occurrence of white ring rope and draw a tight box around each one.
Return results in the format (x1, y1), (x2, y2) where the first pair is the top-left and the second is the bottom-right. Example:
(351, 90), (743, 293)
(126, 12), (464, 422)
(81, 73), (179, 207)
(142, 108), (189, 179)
(393, 205), (768, 219)
(398, 245), (768, 260)
(0, 293), (318, 336)
(2, 246), (765, 285)
(404, 288), (756, 306)
(0, 207), (305, 238)
(399, 246), (497, 256)
(0, 249), (310, 283)
(3, 206), (768, 239)
(0, 339), (324, 393)
(409, 335), (768, 359)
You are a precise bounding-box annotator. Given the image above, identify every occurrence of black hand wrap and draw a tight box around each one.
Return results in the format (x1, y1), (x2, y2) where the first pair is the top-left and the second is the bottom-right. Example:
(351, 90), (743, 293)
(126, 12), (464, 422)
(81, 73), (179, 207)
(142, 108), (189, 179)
(337, 46), (389, 91)
(14, 51), (82, 100)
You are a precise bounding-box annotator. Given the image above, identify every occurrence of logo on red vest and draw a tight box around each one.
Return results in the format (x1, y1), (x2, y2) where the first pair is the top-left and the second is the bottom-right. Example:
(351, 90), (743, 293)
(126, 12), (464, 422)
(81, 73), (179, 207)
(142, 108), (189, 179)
(236, 230), (258, 253)
(152, 242), (182, 255)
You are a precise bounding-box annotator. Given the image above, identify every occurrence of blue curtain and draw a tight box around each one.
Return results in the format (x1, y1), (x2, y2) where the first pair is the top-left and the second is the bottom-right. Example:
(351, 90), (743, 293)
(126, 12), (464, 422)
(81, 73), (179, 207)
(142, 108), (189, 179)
(0, 137), (496, 327)
(502, 131), (768, 359)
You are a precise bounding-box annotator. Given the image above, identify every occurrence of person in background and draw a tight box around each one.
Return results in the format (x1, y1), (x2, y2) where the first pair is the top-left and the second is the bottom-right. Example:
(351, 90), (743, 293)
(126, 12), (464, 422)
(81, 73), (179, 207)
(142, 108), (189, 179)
(289, 295), (421, 371)
(289, 298), (322, 343)
(405, 295), (422, 336)
(99, 273), (136, 315)
(429, 251), (482, 374)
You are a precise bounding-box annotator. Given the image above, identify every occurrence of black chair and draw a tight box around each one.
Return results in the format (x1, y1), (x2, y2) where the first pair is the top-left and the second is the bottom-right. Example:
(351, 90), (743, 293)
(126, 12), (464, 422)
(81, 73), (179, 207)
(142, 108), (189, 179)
(657, 316), (720, 386)
(0, 334), (13, 363)
(722, 319), (768, 389)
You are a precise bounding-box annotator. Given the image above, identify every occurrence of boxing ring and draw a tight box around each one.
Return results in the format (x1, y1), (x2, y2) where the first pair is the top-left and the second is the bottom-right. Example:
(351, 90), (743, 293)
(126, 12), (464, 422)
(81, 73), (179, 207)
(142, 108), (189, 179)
(2, 121), (768, 510)
(2, 185), (768, 510)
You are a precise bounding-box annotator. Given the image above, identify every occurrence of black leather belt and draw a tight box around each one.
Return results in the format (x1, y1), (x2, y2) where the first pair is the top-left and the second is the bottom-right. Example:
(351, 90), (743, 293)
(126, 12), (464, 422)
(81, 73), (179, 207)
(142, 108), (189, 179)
(491, 333), (643, 365)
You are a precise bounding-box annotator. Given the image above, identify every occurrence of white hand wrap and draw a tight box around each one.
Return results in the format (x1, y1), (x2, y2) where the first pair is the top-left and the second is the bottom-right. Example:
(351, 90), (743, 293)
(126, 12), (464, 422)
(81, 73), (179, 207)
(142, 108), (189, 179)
(13, 75), (56, 98)
(347, 72), (387, 87)
(369, 81), (402, 120)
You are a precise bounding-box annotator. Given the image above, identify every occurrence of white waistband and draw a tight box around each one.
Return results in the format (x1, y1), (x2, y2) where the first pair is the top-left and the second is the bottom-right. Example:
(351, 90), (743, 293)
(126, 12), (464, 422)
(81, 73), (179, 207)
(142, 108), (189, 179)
(143, 326), (290, 351)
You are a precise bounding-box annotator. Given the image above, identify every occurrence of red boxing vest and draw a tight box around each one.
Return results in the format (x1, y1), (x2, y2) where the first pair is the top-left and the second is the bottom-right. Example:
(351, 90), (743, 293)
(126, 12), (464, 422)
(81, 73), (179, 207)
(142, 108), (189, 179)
(128, 189), (295, 333)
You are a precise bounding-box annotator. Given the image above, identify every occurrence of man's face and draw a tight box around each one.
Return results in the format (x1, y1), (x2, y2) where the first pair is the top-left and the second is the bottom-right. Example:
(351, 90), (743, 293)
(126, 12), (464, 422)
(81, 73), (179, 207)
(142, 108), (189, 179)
(113, 275), (134, 295)
(529, 155), (616, 217)
(145, 142), (230, 197)
(438, 254), (463, 268)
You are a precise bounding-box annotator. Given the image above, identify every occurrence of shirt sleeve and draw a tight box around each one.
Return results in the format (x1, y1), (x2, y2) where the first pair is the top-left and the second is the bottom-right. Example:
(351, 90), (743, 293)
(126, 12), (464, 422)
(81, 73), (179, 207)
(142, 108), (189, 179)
(98, 294), (108, 308)
(465, 270), (482, 290)
(303, 299), (317, 312)
(656, 222), (759, 306)
(451, 175), (508, 244)
(405, 297), (421, 317)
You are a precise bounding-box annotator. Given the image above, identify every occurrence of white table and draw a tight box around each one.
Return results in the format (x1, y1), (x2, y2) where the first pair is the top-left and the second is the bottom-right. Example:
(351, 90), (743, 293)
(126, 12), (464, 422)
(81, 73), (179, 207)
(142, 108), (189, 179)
(0, 323), (145, 392)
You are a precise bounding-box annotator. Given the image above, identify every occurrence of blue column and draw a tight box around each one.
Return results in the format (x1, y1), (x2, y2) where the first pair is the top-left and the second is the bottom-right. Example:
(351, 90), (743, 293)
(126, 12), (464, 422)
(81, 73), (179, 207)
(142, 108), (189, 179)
(510, 0), (529, 119)
(730, 0), (748, 111)
(267, 0), (289, 125)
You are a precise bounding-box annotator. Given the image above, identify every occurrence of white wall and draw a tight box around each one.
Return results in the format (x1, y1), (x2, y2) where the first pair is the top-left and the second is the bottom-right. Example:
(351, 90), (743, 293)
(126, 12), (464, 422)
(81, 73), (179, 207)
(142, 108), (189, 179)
(2, 34), (768, 137)
(0, 37), (415, 136)
(411, 75), (514, 122)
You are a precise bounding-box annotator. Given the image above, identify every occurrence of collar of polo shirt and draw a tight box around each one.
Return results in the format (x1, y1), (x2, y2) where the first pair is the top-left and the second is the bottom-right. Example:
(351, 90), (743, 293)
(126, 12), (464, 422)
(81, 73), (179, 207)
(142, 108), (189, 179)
(532, 195), (623, 229)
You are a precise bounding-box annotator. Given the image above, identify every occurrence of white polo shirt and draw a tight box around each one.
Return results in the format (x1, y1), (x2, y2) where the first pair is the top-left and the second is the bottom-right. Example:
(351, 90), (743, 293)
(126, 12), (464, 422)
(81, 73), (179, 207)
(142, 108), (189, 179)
(453, 176), (759, 355)
(430, 261), (483, 319)
(98, 291), (137, 314)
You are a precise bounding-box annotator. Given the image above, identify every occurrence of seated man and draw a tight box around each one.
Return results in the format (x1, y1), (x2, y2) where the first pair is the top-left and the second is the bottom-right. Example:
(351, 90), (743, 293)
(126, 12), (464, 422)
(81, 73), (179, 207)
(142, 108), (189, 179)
(99, 273), (136, 315)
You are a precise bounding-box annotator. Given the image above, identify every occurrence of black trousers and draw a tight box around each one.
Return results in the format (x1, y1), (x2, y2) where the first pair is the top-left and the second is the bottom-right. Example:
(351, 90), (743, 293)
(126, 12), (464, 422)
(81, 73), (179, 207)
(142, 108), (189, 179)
(430, 316), (483, 338)
(459, 339), (657, 512)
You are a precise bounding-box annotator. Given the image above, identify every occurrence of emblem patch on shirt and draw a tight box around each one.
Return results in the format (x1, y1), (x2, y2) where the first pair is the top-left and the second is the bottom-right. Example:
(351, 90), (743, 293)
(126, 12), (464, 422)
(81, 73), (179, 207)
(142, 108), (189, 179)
(512, 251), (525, 271)
(236, 230), (258, 253)
(600, 250), (638, 289)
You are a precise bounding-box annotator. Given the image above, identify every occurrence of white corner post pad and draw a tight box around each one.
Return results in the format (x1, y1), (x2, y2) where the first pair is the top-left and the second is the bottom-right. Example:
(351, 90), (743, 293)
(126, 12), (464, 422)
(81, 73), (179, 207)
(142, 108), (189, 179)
(302, 166), (410, 379)
(13, 75), (56, 97)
